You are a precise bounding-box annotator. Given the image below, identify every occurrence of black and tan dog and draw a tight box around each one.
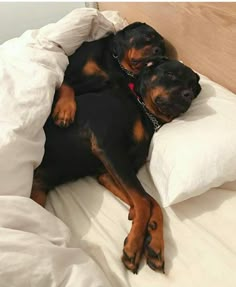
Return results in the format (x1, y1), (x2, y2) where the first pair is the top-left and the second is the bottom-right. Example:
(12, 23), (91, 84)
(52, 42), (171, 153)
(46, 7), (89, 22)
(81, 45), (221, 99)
(31, 23), (201, 274)
(52, 22), (166, 127)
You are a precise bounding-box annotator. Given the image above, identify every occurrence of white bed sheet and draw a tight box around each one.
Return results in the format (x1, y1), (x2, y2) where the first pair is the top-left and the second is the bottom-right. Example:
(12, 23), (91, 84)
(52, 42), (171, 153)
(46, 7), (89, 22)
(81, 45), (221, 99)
(46, 167), (236, 287)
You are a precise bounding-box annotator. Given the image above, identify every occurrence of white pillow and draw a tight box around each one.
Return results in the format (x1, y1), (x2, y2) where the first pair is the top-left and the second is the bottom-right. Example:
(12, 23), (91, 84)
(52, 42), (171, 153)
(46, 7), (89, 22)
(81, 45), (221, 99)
(148, 74), (236, 207)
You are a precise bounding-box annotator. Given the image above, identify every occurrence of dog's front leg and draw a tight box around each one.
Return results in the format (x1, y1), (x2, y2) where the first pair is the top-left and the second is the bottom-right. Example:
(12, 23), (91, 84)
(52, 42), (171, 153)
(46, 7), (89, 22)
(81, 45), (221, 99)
(52, 84), (76, 127)
(144, 196), (165, 273)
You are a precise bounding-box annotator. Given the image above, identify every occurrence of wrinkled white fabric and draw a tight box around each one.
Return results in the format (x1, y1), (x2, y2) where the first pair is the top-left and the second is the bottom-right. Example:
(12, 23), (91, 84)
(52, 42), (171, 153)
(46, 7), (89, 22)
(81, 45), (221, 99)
(0, 197), (111, 287)
(0, 8), (127, 287)
(46, 167), (236, 287)
(0, 8), (126, 198)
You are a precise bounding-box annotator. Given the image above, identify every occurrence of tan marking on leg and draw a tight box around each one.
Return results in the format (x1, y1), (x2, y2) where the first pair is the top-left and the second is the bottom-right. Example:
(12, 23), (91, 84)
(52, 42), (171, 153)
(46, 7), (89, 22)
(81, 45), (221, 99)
(98, 173), (131, 206)
(98, 173), (135, 219)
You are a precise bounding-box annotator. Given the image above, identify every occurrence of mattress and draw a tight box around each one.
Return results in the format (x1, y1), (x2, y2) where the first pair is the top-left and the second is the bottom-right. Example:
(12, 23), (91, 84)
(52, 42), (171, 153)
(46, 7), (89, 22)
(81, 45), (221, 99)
(46, 167), (236, 287)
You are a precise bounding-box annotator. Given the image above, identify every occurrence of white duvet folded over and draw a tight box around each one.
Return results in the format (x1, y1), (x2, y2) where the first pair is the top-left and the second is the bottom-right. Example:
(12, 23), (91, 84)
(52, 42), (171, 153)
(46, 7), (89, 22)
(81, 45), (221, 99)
(0, 8), (127, 287)
(0, 8), (121, 197)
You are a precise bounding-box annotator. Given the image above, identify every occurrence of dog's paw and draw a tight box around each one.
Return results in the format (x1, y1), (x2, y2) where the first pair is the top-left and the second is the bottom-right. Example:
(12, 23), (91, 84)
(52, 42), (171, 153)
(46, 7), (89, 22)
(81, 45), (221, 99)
(144, 220), (165, 273)
(122, 235), (144, 274)
(52, 96), (76, 128)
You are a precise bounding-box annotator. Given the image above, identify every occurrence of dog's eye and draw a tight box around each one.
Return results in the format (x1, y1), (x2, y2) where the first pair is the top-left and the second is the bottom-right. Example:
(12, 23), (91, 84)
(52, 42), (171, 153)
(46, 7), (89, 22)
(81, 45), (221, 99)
(131, 59), (142, 65)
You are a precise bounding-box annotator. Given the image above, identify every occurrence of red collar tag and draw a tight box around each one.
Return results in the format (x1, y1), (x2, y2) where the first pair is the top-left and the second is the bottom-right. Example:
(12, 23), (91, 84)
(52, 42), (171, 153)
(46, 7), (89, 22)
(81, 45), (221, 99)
(128, 82), (135, 92)
(128, 82), (142, 102)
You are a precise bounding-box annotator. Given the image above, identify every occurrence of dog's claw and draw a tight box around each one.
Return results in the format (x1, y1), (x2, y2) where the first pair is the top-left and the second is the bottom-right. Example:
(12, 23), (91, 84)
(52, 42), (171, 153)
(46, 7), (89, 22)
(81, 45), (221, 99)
(147, 258), (158, 271)
(156, 252), (162, 261)
(122, 254), (139, 274)
(128, 207), (135, 220)
(147, 258), (165, 272)
(128, 212), (132, 220)
(123, 250), (136, 264)
(162, 262), (165, 274)
(147, 246), (161, 259)
(144, 234), (152, 246)
(59, 122), (66, 128)
(148, 221), (157, 230)
(132, 268), (138, 275)
(123, 250), (131, 261)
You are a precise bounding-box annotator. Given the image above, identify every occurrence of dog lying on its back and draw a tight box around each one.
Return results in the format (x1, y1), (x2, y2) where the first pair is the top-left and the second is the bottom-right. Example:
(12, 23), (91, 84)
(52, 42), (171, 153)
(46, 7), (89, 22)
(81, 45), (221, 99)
(31, 23), (201, 274)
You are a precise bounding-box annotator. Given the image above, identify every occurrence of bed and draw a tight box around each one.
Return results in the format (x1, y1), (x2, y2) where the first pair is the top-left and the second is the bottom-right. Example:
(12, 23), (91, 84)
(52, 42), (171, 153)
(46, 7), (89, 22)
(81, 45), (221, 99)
(0, 6), (235, 287)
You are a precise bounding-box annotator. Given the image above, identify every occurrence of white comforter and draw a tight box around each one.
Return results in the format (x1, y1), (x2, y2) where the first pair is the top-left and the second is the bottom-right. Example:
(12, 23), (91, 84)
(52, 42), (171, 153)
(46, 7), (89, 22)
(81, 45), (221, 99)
(0, 8), (127, 287)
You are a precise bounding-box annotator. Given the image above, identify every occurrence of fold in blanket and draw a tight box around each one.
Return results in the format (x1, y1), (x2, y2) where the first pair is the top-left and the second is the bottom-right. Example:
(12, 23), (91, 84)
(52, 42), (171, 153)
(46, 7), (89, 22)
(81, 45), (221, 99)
(0, 8), (127, 287)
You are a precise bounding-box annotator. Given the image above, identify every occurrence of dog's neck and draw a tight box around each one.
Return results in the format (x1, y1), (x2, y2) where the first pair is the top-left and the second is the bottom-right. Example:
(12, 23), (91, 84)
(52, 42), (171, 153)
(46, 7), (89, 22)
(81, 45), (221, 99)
(128, 83), (162, 132)
(112, 54), (136, 79)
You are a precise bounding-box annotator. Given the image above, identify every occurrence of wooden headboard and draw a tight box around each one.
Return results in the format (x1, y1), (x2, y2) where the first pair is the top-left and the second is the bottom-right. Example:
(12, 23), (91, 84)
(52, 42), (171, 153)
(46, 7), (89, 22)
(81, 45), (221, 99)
(99, 2), (236, 93)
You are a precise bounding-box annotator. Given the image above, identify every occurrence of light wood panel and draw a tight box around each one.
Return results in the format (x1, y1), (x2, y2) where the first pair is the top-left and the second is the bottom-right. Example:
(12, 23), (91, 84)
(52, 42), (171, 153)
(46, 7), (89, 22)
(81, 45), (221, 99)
(99, 2), (236, 93)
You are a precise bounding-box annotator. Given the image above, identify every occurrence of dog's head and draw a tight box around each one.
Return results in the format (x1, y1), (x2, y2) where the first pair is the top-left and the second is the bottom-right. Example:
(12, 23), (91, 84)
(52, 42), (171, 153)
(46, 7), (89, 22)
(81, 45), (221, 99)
(135, 57), (201, 122)
(113, 22), (165, 75)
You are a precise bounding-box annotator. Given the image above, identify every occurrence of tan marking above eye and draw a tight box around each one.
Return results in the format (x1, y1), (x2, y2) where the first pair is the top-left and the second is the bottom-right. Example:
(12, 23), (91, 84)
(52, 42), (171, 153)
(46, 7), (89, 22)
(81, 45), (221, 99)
(130, 45), (153, 59)
(133, 119), (145, 142)
(83, 59), (108, 78)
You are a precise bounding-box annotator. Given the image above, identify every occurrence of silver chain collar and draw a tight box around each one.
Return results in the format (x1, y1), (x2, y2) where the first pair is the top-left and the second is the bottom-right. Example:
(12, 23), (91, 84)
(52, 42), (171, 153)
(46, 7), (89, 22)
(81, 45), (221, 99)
(136, 97), (162, 132)
(113, 54), (136, 78)
(113, 54), (162, 132)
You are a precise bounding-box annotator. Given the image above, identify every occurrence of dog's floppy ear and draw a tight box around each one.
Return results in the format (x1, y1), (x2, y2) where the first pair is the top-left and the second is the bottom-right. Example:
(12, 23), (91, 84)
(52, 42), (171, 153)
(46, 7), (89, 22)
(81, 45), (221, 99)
(112, 23), (146, 59)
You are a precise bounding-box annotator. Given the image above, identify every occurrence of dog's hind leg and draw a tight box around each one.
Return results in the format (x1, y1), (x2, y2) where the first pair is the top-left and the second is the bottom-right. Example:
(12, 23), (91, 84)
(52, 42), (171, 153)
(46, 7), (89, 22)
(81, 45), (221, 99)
(97, 173), (135, 220)
(99, 173), (165, 272)
(91, 133), (163, 273)
(30, 169), (49, 207)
